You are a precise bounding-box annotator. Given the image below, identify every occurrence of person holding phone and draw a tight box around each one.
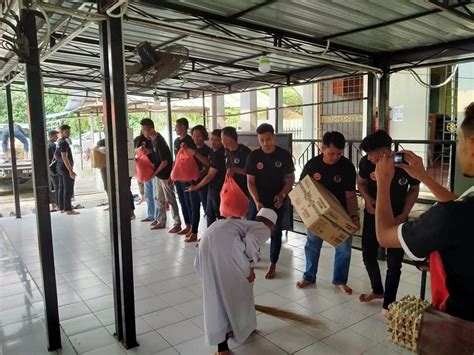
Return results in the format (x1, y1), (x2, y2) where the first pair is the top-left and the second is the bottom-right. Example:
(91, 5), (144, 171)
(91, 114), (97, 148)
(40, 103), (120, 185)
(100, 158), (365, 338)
(357, 130), (420, 315)
(375, 102), (474, 322)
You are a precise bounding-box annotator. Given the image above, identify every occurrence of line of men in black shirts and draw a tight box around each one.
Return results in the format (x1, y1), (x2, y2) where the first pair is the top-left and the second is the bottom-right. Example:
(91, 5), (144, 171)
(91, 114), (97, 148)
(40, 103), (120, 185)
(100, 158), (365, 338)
(136, 115), (472, 320)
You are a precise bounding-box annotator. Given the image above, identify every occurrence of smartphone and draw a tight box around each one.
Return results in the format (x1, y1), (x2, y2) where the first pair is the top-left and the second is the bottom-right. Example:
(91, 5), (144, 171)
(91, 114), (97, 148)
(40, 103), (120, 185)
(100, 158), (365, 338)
(394, 152), (406, 164)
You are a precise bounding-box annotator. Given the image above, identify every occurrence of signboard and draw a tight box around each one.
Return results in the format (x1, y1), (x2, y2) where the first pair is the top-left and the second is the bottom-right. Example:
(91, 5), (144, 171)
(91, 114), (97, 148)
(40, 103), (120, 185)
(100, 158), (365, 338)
(392, 105), (404, 122)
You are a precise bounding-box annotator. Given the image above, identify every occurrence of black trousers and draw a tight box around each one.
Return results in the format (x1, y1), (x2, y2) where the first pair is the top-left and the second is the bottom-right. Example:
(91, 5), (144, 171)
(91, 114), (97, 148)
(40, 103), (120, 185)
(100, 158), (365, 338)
(57, 163), (75, 211)
(206, 190), (222, 227)
(50, 174), (59, 205)
(362, 211), (404, 309)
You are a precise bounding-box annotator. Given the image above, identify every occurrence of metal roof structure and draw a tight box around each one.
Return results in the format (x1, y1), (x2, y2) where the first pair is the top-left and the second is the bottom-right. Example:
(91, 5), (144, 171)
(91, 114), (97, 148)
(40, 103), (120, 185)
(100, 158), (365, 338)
(1, 0), (474, 99)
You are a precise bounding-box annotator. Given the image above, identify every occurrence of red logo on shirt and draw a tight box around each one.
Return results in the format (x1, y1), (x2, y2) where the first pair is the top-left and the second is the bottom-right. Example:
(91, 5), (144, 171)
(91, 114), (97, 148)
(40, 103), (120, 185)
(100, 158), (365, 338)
(256, 162), (264, 170)
(313, 172), (321, 181)
(370, 172), (377, 181)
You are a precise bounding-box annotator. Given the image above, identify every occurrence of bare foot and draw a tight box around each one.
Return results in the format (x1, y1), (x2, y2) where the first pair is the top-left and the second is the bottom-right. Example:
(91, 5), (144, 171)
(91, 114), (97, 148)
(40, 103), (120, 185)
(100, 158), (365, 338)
(296, 279), (313, 289)
(381, 308), (389, 319)
(359, 293), (384, 303)
(265, 263), (276, 279)
(215, 351), (231, 355)
(336, 284), (353, 295)
(66, 210), (80, 215)
(226, 331), (234, 338)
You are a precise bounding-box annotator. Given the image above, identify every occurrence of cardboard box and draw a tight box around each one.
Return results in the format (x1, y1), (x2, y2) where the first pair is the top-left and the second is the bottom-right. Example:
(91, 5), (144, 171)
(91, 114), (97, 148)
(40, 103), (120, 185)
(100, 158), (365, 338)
(289, 175), (357, 247)
(91, 149), (106, 168)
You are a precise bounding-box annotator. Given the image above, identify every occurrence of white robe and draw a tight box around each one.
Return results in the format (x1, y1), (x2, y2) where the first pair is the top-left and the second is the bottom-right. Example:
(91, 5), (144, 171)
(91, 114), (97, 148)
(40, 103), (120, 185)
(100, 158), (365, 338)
(194, 219), (271, 346)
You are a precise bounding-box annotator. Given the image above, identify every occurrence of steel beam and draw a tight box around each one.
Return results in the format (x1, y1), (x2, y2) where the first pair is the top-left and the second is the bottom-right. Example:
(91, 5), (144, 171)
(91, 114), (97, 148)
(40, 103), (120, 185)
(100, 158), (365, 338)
(5, 84), (21, 218)
(20, 3), (61, 351)
(167, 94), (173, 157)
(138, 0), (371, 57)
(366, 73), (377, 135)
(105, 7), (138, 349)
(377, 58), (390, 132)
(98, 0), (123, 341)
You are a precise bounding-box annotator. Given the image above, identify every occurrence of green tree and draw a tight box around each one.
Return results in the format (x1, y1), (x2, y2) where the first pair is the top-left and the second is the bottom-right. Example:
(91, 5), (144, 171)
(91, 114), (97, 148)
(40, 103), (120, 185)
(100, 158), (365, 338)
(0, 86), (68, 124)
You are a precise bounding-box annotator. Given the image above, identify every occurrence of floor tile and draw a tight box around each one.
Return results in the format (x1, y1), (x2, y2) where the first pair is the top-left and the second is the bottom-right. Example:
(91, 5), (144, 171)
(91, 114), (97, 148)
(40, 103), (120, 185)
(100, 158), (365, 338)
(322, 328), (378, 355)
(123, 331), (170, 354)
(59, 302), (91, 321)
(156, 319), (204, 346)
(172, 298), (203, 318)
(135, 296), (170, 316)
(265, 326), (316, 353)
(173, 335), (216, 355)
(69, 327), (117, 353)
(294, 340), (342, 354)
(232, 337), (287, 355)
(142, 307), (185, 330)
(84, 295), (114, 313)
(60, 313), (103, 336)
(95, 308), (116, 326)
(82, 343), (127, 355)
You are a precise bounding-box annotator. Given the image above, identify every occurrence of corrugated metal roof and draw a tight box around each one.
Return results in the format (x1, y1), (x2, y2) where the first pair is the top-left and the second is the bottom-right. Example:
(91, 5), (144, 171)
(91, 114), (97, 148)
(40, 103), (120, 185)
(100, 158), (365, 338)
(0, 0), (473, 98)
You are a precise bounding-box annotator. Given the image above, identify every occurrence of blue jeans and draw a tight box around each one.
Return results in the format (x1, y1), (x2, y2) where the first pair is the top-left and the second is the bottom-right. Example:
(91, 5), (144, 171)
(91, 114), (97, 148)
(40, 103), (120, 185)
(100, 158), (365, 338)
(144, 178), (158, 220)
(303, 231), (352, 285)
(2, 127), (29, 153)
(175, 181), (192, 226)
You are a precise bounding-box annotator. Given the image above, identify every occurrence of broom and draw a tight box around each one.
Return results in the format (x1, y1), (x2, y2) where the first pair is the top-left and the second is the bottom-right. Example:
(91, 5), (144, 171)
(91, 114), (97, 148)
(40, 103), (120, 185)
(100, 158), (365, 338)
(255, 304), (322, 328)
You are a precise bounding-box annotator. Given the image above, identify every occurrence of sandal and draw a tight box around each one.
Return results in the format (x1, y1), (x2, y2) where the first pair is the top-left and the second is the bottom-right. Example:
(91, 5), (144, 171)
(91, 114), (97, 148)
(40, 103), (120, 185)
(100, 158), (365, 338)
(185, 233), (198, 243)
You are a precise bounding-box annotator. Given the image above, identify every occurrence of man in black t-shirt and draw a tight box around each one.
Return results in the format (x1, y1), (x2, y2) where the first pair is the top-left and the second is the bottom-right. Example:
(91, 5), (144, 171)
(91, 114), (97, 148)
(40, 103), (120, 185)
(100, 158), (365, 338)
(246, 123), (295, 279)
(140, 119), (182, 233)
(357, 130), (419, 314)
(296, 132), (359, 295)
(187, 129), (226, 227)
(173, 118), (196, 236)
(375, 103), (474, 322)
(55, 125), (79, 215)
(221, 126), (252, 210)
(47, 129), (59, 211)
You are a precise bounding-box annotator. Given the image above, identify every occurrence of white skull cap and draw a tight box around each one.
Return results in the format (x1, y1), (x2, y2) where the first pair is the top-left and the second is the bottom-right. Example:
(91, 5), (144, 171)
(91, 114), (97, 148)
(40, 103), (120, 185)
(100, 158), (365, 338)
(256, 208), (278, 225)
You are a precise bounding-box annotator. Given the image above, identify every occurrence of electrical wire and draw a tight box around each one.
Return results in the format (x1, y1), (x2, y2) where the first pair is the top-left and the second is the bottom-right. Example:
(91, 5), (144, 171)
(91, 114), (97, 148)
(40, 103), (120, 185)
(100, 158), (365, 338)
(106, 0), (128, 18)
(34, 2), (52, 53)
(408, 65), (458, 89)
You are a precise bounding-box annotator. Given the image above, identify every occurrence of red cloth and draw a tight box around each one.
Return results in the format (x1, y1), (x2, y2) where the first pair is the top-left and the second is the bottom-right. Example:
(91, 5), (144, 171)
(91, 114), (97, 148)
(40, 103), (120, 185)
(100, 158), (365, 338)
(220, 175), (248, 218)
(170, 147), (200, 182)
(430, 251), (449, 312)
(135, 147), (155, 182)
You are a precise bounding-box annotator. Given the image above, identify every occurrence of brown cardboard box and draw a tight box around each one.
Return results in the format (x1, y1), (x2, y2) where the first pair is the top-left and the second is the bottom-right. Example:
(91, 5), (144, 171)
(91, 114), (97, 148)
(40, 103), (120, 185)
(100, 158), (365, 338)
(92, 148), (106, 168)
(289, 175), (357, 247)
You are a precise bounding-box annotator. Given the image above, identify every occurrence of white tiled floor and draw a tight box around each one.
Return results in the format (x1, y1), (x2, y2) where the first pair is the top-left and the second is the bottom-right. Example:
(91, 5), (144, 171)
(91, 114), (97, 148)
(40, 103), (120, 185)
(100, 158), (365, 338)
(0, 206), (429, 354)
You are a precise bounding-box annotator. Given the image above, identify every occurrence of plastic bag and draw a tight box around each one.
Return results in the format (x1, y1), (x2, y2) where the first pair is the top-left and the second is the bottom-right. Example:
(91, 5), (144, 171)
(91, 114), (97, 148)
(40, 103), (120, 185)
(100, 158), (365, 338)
(170, 147), (200, 182)
(220, 174), (248, 217)
(135, 147), (155, 182)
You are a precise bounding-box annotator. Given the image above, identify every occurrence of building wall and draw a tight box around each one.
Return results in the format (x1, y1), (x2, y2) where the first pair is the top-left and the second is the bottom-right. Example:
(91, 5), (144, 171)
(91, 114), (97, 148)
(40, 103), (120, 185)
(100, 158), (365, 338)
(389, 68), (430, 161)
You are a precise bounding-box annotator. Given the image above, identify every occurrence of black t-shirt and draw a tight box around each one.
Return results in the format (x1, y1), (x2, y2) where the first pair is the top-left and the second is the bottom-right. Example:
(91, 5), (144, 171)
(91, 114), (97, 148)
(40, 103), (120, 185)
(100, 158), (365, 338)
(153, 133), (173, 180)
(208, 147), (226, 196)
(399, 189), (474, 321)
(173, 135), (196, 155)
(246, 146), (295, 207)
(56, 138), (73, 166)
(196, 144), (211, 172)
(300, 154), (356, 208)
(225, 144), (251, 195)
(47, 141), (56, 162)
(358, 155), (420, 216)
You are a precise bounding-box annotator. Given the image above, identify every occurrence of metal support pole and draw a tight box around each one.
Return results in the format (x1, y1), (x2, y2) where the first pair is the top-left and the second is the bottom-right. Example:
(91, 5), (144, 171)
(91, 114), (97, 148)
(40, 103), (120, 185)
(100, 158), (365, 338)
(105, 8), (138, 349)
(5, 85), (21, 218)
(420, 270), (427, 300)
(98, 5), (123, 341)
(202, 91), (206, 126)
(449, 142), (456, 192)
(167, 94), (173, 155)
(366, 73), (377, 135)
(20, 3), (61, 351)
(275, 87), (280, 133)
(378, 58), (391, 132)
(78, 117), (84, 170)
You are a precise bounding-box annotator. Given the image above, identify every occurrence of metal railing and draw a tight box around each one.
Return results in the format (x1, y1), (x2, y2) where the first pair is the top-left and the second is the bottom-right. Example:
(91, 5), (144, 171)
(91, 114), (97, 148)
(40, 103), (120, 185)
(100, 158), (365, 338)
(293, 138), (457, 192)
